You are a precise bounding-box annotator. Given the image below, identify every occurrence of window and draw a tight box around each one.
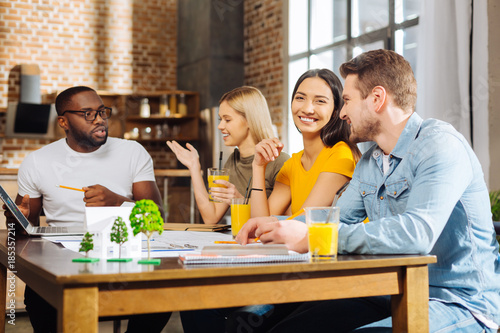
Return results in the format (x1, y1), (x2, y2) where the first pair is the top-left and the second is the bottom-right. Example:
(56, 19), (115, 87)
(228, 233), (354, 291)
(286, 0), (420, 153)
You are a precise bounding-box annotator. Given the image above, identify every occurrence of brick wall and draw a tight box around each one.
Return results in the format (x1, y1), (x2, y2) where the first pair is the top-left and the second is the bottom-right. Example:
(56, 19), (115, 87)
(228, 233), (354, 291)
(243, 0), (285, 138)
(0, 0), (287, 168)
(0, 0), (177, 167)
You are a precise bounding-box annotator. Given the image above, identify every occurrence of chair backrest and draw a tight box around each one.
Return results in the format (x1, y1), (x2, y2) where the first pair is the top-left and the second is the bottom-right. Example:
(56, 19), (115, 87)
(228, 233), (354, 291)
(493, 221), (500, 235)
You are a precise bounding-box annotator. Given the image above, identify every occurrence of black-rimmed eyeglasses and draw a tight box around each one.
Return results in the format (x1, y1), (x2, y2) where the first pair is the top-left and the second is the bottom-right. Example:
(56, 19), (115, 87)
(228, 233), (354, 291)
(61, 107), (112, 121)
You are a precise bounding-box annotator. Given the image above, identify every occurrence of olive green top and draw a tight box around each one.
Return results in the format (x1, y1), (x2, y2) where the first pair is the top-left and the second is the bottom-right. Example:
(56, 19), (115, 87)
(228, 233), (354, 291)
(224, 148), (290, 198)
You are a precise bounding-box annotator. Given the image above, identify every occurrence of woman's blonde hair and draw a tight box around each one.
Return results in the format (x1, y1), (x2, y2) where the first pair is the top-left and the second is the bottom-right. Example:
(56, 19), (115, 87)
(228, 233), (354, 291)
(219, 86), (275, 143)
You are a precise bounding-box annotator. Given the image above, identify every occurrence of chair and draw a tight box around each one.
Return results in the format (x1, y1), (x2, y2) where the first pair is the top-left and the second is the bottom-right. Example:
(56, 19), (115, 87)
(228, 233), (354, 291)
(494, 221), (500, 235)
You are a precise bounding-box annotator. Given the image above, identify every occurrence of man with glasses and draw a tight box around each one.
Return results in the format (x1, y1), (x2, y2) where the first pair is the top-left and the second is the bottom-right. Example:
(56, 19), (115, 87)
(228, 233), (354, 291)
(10, 86), (169, 332)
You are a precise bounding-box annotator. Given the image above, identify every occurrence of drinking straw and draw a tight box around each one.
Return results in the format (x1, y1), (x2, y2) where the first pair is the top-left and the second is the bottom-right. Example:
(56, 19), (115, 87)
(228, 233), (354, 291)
(243, 176), (252, 204)
(218, 151), (223, 169)
(326, 181), (350, 222)
(245, 188), (263, 204)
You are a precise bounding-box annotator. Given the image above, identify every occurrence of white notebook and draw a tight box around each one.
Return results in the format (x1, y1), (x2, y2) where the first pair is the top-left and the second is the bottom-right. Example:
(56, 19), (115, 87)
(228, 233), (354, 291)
(179, 252), (309, 265)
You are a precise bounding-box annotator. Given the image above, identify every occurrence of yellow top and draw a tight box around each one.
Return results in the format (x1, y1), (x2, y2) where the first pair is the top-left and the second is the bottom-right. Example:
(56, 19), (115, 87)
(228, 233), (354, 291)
(275, 141), (356, 214)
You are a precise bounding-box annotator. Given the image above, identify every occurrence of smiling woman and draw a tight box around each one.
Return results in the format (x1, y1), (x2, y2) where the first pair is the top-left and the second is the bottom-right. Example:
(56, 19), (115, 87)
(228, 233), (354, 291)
(251, 68), (361, 217)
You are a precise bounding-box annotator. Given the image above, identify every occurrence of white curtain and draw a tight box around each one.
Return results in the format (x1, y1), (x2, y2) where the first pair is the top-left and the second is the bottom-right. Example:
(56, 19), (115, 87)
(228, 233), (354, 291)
(416, 0), (489, 185)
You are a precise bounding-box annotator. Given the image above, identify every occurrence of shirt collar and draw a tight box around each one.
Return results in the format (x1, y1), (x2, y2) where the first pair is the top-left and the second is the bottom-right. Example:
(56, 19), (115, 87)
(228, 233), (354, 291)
(387, 112), (423, 159)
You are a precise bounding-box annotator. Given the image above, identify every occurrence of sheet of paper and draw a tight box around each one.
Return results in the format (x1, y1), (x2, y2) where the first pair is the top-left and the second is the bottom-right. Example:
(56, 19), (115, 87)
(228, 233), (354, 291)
(146, 231), (234, 257)
(43, 231), (235, 258)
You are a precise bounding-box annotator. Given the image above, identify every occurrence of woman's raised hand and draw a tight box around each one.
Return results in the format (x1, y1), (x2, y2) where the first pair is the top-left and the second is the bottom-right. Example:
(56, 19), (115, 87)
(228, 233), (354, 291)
(253, 138), (284, 167)
(166, 141), (200, 171)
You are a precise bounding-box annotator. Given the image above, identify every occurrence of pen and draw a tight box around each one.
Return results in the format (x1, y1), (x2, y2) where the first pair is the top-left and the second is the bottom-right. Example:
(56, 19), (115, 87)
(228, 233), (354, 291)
(57, 185), (85, 192)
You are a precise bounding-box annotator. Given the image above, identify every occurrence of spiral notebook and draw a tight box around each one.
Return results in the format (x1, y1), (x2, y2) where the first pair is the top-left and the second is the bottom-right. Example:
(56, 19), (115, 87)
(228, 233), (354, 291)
(163, 223), (230, 232)
(179, 252), (309, 265)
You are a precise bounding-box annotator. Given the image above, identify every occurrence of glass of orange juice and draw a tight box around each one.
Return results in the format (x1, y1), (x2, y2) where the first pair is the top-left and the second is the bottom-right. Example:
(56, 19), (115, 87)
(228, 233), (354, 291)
(306, 207), (340, 261)
(231, 198), (250, 238)
(207, 168), (230, 202)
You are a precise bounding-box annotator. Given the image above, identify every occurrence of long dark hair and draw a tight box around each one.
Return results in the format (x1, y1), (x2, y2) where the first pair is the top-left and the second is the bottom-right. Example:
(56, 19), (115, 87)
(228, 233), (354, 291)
(291, 68), (361, 161)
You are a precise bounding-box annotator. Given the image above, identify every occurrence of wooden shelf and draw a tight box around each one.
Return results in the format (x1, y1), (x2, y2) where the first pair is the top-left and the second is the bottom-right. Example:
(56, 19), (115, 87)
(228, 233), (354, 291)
(134, 137), (198, 143)
(95, 90), (200, 146)
(126, 115), (197, 122)
(123, 91), (200, 144)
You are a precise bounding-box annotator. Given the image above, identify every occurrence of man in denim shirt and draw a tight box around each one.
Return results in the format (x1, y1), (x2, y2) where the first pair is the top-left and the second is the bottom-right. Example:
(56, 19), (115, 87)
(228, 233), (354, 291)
(238, 49), (500, 332)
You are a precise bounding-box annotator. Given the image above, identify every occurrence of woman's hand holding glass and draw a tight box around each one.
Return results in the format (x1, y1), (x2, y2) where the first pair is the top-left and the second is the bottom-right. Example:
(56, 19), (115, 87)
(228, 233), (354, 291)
(253, 138), (284, 167)
(209, 180), (243, 204)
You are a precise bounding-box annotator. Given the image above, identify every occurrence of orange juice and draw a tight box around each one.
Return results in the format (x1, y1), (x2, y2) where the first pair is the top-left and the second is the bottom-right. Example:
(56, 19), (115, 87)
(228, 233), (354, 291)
(308, 223), (338, 260)
(231, 199), (250, 238)
(208, 175), (230, 202)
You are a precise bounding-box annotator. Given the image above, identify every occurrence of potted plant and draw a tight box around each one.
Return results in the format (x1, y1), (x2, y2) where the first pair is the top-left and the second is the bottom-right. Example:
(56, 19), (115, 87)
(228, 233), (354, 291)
(490, 190), (500, 251)
(129, 199), (164, 265)
(73, 232), (100, 263)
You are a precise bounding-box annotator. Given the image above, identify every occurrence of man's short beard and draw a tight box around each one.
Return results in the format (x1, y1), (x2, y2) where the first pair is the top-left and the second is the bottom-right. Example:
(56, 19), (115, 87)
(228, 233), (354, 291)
(68, 123), (108, 149)
(350, 118), (381, 144)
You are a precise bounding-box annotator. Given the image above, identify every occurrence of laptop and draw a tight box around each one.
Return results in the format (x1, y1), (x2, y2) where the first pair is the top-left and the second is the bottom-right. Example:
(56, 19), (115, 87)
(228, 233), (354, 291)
(0, 185), (85, 236)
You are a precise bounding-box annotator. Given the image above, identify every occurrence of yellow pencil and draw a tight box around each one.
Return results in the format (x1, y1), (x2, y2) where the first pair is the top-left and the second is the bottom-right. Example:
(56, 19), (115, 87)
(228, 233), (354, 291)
(285, 208), (305, 220)
(214, 239), (261, 244)
(58, 185), (85, 192)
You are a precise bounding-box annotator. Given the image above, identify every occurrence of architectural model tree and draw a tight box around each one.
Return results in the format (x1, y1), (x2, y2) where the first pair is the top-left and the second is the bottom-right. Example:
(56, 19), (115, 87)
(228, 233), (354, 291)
(80, 232), (94, 256)
(73, 232), (99, 262)
(110, 216), (129, 259)
(129, 199), (164, 264)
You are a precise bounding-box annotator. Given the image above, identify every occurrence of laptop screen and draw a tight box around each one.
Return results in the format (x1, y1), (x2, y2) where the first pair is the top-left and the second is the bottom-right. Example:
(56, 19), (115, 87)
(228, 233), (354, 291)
(0, 185), (31, 231)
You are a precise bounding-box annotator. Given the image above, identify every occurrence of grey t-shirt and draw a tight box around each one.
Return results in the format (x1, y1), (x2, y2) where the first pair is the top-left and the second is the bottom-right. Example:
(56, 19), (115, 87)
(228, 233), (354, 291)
(224, 148), (290, 198)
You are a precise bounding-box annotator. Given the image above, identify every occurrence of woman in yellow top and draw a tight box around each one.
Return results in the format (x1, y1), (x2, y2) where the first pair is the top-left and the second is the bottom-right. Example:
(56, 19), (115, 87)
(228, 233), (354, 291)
(251, 68), (361, 217)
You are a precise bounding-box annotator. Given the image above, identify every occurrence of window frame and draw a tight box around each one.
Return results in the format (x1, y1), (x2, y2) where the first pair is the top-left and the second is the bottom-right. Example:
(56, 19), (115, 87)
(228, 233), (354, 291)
(284, 0), (419, 152)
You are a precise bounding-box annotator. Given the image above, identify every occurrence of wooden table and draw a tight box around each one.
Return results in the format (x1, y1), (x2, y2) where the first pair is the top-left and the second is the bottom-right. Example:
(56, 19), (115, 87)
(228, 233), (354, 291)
(0, 231), (436, 333)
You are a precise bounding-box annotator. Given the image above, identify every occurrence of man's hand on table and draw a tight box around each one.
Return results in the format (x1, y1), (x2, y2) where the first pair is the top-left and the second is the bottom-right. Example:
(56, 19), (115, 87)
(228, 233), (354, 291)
(236, 216), (309, 253)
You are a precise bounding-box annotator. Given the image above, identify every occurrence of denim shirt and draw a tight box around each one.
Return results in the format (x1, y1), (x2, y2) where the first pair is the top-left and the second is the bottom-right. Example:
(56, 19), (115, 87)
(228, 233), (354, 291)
(337, 113), (500, 325)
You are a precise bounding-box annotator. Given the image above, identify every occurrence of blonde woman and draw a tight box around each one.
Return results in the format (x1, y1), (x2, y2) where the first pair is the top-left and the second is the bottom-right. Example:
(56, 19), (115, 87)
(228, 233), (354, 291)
(167, 86), (289, 224)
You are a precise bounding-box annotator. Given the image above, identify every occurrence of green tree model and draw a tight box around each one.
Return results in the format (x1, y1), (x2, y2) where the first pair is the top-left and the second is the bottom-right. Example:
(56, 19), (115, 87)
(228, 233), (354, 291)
(110, 216), (129, 258)
(79, 232), (94, 257)
(129, 199), (164, 261)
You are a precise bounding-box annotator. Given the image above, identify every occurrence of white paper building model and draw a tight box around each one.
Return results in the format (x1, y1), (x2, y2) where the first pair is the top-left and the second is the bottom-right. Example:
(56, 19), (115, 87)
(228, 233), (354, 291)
(84, 206), (142, 258)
